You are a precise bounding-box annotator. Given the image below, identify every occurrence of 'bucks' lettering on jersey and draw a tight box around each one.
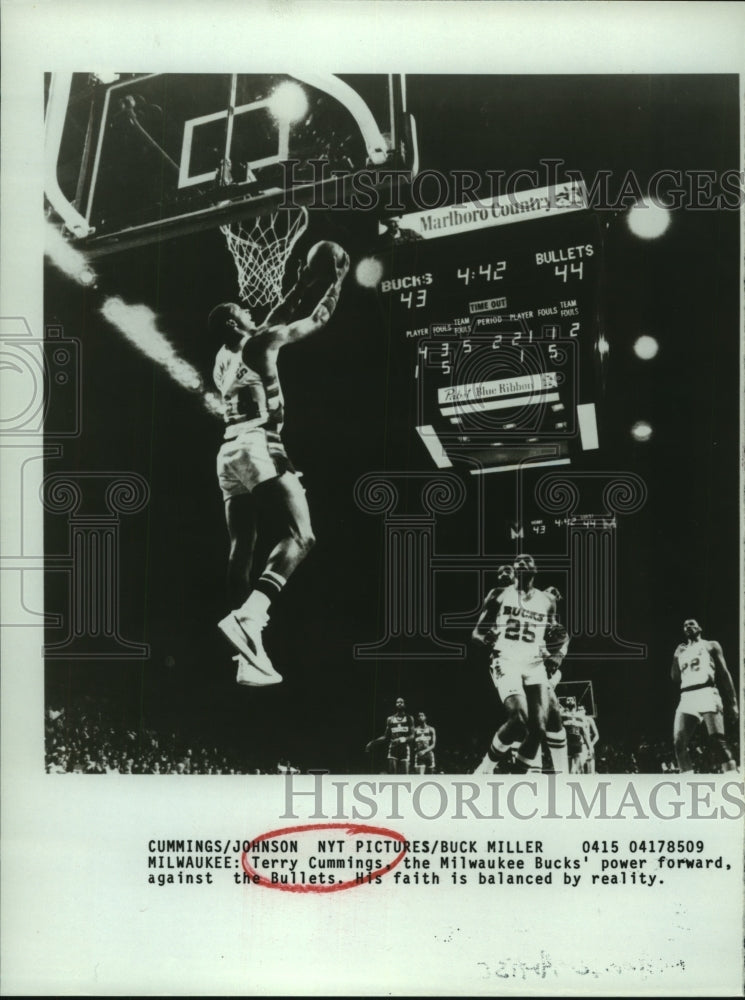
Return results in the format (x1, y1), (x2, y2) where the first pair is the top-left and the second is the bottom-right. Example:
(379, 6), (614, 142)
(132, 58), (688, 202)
(678, 639), (715, 690)
(493, 585), (554, 660)
(213, 345), (284, 432)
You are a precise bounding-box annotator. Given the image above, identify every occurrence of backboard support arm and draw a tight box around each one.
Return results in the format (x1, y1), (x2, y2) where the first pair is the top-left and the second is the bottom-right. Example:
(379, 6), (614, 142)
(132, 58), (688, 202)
(45, 73), (95, 239)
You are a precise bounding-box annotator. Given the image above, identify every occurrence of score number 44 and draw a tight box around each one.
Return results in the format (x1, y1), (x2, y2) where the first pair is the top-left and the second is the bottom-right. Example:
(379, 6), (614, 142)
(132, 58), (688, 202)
(555, 261), (584, 282)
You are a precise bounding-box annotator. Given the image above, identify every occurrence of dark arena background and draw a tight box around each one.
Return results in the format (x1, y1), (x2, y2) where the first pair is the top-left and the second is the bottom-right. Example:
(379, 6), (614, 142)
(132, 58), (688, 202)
(44, 74), (740, 775)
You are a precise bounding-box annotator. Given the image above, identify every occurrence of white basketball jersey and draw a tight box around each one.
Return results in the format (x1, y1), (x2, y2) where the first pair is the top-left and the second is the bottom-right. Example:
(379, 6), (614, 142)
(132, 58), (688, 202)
(213, 345), (283, 432)
(678, 639), (715, 689)
(493, 585), (554, 663)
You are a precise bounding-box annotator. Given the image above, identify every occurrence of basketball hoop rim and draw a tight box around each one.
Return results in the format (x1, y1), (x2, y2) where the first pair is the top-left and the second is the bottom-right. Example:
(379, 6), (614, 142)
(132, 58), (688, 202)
(219, 204), (309, 311)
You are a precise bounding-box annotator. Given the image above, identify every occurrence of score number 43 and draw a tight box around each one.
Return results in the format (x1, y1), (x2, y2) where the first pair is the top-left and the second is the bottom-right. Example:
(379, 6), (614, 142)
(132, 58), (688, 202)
(400, 289), (428, 309)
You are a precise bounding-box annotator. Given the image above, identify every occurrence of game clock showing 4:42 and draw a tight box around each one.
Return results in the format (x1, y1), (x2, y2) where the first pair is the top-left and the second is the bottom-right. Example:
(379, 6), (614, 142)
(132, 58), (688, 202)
(375, 202), (606, 476)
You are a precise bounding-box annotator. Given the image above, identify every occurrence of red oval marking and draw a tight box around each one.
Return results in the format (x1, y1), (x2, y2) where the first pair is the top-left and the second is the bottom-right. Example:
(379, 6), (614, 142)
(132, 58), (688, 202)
(241, 822), (408, 893)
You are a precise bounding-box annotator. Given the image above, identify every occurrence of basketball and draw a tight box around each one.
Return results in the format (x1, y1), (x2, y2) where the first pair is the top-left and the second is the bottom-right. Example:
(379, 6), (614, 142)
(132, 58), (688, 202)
(306, 240), (348, 277)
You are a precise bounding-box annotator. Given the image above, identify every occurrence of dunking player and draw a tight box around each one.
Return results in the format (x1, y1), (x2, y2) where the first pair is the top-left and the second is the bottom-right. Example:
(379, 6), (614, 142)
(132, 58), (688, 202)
(671, 619), (738, 773)
(211, 241), (349, 685)
(365, 698), (415, 774)
(413, 712), (437, 774)
(473, 555), (569, 774)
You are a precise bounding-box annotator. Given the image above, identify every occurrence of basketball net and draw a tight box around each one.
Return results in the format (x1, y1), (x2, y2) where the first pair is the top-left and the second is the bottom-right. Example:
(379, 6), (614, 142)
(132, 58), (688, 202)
(220, 206), (309, 311)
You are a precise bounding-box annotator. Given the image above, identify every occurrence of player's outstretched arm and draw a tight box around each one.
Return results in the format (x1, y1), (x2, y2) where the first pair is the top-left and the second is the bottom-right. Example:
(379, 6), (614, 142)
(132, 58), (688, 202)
(369, 717), (396, 751)
(272, 243), (349, 344)
(711, 641), (738, 718)
(285, 275), (348, 343)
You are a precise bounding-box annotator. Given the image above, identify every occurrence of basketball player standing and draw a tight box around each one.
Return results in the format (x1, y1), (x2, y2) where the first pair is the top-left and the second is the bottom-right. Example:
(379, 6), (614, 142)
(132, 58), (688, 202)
(365, 698), (416, 775)
(671, 619), (738, 773)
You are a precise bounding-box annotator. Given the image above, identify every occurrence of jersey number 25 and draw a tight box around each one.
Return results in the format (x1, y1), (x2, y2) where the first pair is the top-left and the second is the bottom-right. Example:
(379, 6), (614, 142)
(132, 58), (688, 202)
(504, 618), (536, 643)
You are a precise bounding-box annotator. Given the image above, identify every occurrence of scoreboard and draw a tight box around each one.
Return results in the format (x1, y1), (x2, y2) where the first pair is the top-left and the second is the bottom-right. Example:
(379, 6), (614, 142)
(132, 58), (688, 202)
(375, 185), (606, 474)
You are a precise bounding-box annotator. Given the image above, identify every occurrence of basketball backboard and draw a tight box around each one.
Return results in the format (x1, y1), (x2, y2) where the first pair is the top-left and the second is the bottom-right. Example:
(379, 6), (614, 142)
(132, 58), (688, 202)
(46, 73), (416, 254)
(556, 679), (596, 717)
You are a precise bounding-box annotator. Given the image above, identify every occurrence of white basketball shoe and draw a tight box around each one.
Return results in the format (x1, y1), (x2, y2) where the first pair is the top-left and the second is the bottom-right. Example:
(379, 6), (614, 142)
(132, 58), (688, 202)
(218, 610), (281, 684)
(232, 654), (282, 687)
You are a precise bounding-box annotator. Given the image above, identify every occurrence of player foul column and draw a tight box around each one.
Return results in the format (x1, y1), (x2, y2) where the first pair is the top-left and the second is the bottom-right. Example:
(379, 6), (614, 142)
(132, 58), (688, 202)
(210, 241), (350, 686)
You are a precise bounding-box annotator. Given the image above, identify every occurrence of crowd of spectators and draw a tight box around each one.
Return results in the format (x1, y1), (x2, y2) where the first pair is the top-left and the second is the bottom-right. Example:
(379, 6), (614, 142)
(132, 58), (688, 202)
(438, 736), (731, 775)
(594, 735), (737, 775)
(45, 701), (299, 775)
(46, 700), (735, 776)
